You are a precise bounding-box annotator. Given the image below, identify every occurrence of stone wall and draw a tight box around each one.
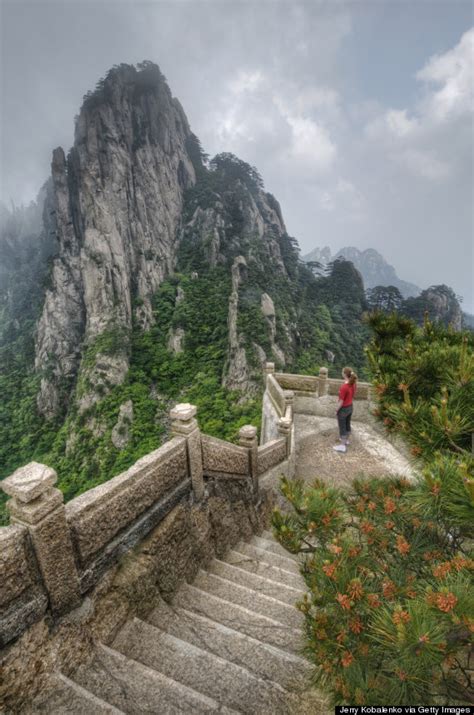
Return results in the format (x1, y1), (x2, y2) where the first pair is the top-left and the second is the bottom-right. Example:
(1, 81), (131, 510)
(0, 477), (274, 712)
(201, 435), (249, 477)
(0, 372), (304, 712)
(274, 367), (371, 400)
(0, 526), (48, 648)
(269, 365), (373, 423)
(261, 388), (280, 443)
(257, 438), (287, 475)
(0, 402), (286, 712)
(274, 372), (318, 393)
(261, 363), (295, 447)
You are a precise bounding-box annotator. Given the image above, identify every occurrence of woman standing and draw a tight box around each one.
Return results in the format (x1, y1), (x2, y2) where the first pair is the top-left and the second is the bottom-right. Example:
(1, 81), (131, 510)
(333, 366), (357, 453)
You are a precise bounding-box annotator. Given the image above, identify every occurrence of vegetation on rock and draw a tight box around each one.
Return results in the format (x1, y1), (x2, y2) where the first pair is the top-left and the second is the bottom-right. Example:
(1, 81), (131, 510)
(367, 284), (463, 331)
(0, 171), (370, 526)
(272, 313), (474, 705)
(0, 67), (370, 522)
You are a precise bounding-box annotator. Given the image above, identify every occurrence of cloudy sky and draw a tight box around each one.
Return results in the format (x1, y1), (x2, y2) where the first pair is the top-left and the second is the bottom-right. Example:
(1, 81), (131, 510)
(1, 0), (473, 309)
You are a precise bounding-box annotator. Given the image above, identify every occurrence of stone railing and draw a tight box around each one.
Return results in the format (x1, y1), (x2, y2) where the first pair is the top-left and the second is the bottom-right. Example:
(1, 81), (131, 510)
(0, 403), (293, 651)
(261, 362), (295, 444)
(265, 364), (373, 422)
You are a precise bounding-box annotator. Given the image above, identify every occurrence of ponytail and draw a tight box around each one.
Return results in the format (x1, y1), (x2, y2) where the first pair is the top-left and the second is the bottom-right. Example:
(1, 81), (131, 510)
(343, 366), (358, 385)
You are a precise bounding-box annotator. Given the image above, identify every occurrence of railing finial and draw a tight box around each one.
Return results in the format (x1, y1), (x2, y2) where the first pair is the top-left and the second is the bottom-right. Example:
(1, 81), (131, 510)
(170, 403), (204, 500)
(1, 462), (81, 615)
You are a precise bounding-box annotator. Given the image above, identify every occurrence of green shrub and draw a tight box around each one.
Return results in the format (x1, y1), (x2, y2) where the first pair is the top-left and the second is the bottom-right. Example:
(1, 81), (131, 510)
(272, 313), (474, 705)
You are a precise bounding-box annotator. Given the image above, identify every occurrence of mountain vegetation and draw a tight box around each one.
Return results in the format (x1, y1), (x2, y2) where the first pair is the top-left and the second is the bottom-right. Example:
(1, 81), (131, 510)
(303, 246), (420, 298)
(0, 63), (370, 523)
(366, 283), (463, 331)
(272, 313), (474, 705)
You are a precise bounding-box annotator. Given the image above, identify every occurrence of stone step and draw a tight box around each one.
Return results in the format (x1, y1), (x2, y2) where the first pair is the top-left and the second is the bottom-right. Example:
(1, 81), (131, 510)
(174, 583), (303, 654)
(209, 558), (305, 606)
(147, 601), (312, 690)
(193, 570), (302, 629)
(224, 549), (304, 590)
(250, 534), (300, 561)
(30, 672), (124, 714)
(113, 617), (293, 714)
(72, 643), (236, 714)
(237, 541), (301, 574)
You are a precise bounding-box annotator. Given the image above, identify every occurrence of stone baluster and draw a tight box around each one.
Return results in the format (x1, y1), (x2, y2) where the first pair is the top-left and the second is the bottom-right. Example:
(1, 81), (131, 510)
(318, 366), (329, 396)
(264, 361), (275, 386)
(1, 462), (81, 616)
(277, 416), (292, 457)
(264, 361), (275, 375)
(239, 425), (259, 500)
(283, 389), (294, 419)
(170, 403), (204, 501)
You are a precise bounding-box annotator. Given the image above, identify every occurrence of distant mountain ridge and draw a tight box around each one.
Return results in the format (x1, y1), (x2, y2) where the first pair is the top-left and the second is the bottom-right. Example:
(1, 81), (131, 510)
(302, 246), (420, 298)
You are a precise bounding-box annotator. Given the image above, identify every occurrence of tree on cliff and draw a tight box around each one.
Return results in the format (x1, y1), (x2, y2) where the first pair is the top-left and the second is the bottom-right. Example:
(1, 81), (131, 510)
(272, 313), (474, 705)
(402, 285), (462, 329)
(366, 285), (403, 313)
(209, 153), (264, 194)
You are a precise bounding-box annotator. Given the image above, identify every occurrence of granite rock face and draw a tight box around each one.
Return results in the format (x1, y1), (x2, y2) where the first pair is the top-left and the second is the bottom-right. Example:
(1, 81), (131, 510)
(181, 180), (292, 391)
(421, 285), (463, 331)
(224, 255), (250, 391)
(29, 62), (315, 418)
(35, 64), (196, 417)
(111, 400), (134, 449)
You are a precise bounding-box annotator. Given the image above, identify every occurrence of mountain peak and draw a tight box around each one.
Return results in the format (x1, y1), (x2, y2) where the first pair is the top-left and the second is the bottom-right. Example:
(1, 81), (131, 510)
(302, 245), (419, 298)
(35, 62), (197, 417)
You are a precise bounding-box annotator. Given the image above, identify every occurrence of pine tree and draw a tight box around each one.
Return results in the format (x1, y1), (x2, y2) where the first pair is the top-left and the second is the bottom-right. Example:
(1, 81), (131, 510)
(272, 312), (474, 705)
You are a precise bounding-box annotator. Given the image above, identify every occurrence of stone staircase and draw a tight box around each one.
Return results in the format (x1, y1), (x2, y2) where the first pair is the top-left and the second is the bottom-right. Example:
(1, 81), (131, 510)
(32, 532), (328, 714)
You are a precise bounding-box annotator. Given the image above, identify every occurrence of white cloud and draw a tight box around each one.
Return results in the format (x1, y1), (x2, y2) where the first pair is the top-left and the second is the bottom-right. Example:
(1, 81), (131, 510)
(286, 114), (336, 168)
(365, 108), (418, 140)
(319, 178), (366, 219)
(229, 70), (265, 96)
(211, 69), (338, 174)
(293, 86), (341, 114)
(363, 29), (473, 183)
(385, 109), (419, 138)
(391, 149), (451, 181)
(416, 28), (474, 121)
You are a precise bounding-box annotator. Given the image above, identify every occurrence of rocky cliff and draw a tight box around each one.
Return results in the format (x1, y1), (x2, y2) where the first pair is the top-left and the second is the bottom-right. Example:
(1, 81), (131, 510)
(32, 58), (321, 421)
(403, 284), (463, 331)
(0, 62), (370, 519)
(35, 63), (196, 417)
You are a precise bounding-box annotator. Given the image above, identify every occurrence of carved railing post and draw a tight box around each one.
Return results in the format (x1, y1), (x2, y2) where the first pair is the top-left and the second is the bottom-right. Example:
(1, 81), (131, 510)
(1, 462), (81, 616)
(283, 389), (294, 415)
(170, 403), (204, 501)
(264, 361), (275, 385)
(239, 425), (259, 500)
(277, 416), (292, 456)
(318, 366), (329, 396)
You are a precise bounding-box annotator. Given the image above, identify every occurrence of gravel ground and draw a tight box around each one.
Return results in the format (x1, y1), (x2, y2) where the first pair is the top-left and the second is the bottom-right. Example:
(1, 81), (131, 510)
(294, 413), (415, 489)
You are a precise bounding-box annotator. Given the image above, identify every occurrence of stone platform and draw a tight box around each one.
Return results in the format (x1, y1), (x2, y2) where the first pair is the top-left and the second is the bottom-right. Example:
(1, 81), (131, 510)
(294, 413), (414, 489)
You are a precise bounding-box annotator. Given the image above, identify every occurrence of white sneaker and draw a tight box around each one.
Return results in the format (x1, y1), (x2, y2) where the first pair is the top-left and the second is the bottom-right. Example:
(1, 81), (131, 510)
(333, 444), (346, 453)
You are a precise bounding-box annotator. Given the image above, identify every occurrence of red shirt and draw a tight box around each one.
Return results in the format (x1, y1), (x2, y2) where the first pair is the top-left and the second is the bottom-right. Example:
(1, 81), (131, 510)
(339, 382), (356, 407)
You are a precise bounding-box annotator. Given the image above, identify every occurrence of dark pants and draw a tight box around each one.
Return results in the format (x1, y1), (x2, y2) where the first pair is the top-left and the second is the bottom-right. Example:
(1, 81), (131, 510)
(337, 405), (353, 440)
